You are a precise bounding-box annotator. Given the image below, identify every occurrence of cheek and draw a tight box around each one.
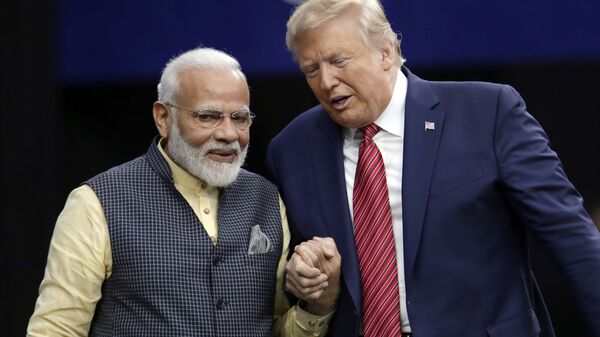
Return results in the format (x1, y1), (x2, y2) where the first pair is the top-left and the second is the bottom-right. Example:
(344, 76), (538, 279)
(239, 132), (250, 149)
(180, 125), (213, 146)
(307, 78), (324, 95)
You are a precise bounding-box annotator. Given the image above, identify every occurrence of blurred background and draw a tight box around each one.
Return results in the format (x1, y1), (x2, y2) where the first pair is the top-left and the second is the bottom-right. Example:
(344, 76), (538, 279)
(2, 0), (599, 336)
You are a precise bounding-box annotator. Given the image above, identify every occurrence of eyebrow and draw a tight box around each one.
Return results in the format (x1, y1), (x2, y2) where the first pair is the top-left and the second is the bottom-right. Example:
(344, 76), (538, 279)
(299, 51), (349, 68)
(194, 105), (251, 113)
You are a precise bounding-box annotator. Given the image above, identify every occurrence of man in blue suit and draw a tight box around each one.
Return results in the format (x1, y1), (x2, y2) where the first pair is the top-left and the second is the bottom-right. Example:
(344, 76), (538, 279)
(267, 0), (600, 336)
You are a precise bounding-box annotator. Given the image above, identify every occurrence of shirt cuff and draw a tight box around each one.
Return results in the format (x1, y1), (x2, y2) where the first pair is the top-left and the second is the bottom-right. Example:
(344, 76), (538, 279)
(294, 304), (336, 334)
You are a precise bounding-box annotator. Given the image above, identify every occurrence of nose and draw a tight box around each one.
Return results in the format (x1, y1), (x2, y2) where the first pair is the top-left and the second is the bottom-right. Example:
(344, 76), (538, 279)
(212, 116), (240, 143)
(319, 65), (338, 91)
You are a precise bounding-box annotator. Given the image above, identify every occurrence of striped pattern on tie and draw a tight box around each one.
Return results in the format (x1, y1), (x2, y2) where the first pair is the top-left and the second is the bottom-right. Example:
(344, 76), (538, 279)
(353, 123), (402, 337)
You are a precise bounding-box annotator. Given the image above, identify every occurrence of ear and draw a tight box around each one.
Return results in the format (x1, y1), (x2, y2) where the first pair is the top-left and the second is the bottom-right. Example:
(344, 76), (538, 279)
(153, 101), (171, 139)
(380, 42), (395, 71)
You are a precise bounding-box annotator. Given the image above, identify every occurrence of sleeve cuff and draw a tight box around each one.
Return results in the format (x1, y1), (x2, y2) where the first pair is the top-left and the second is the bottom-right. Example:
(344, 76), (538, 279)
(294, 304), (336, 333)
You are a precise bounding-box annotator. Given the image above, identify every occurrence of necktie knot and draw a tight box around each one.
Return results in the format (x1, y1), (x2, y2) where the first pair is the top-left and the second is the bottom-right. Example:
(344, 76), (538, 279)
(361, 123), (380, 141)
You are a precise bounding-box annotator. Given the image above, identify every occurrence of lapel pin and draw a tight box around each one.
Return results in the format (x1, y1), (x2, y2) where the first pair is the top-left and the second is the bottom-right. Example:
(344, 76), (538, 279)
(424, 121), (435, 131)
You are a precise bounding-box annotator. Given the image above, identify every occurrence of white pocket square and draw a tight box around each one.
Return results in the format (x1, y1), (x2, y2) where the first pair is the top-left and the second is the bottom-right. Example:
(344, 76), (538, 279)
(248, 225), (272, 255)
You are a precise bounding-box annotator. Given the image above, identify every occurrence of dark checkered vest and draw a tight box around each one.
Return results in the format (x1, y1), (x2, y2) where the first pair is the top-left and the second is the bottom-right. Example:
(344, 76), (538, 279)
(86, 140), (283, 336)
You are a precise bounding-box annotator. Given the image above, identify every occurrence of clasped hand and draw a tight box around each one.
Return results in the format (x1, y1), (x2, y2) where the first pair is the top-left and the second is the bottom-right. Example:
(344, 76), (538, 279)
(285, 237), (341, 315)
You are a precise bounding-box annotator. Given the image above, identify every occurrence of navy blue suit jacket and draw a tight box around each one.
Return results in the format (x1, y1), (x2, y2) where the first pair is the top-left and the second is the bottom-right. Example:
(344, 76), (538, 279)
(266, 68), (600, 337)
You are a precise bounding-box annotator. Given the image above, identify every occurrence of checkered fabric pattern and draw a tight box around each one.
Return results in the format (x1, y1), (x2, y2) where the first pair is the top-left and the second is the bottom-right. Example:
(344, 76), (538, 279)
(87, 138), (283, 337)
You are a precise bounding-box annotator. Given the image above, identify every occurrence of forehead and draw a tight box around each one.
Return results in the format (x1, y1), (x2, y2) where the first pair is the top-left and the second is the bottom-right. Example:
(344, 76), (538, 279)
(176, 68), (249, 108)
(295, 13), (368, 63)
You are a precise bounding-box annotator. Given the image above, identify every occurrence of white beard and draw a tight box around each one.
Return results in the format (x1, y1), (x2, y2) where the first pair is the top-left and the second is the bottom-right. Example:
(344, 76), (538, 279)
(166, 122), (248, 187)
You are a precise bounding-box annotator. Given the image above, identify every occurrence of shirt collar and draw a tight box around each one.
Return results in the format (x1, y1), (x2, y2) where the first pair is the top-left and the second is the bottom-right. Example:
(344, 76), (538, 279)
(157, 138), (217, 193)
(344, 68), (407, 141)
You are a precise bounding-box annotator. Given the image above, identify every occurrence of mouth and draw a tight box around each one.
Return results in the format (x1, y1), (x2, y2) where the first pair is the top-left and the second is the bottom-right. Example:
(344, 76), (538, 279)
(330, 95), (351, 110)
(206, 149), (238, 163)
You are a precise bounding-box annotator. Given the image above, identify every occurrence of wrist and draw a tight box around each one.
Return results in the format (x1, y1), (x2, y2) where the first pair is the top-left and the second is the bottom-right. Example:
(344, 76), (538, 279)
(298, 298), (336, 316)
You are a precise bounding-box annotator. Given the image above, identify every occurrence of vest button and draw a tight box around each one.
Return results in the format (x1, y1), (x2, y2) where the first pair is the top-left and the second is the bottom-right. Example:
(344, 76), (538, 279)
(213, 255), (221, 266)
(215, 298), (226, 309)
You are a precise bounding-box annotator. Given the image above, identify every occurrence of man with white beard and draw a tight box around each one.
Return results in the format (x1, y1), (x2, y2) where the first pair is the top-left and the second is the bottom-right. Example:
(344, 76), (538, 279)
(27, 47), (340, 337)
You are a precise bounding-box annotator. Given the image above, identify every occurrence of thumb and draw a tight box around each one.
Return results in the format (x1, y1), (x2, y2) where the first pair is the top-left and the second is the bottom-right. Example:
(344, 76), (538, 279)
(319, 237), (338, 259)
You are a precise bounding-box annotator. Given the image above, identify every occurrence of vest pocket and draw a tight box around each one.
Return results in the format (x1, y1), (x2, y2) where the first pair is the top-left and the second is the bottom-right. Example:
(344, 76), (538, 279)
(245, 248), (279, 273)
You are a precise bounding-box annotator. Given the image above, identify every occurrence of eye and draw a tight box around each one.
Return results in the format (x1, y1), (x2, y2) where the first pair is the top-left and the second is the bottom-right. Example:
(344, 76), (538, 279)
(195, 111), (222, 123)
(230, 112), (251, 124)
(302, 66), (319, 78)
(332, 57), (348, 66)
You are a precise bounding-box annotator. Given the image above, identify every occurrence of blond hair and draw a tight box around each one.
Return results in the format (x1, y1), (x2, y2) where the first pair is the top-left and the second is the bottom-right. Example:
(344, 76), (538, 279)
(286, 0), (405, 65)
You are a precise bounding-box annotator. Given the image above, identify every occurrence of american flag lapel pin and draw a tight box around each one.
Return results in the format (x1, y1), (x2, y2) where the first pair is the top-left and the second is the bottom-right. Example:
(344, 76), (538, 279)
(424, 121), (435, 131)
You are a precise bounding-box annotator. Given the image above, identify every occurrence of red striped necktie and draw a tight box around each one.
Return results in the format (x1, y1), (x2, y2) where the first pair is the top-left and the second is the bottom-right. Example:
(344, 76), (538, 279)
(353, 123), (402, 337)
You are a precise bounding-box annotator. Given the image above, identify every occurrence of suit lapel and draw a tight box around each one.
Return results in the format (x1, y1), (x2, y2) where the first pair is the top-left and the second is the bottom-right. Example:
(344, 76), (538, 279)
(312, 111), (363, 313)
(402, 68), (444, 278)
(305, 69), (443, 313)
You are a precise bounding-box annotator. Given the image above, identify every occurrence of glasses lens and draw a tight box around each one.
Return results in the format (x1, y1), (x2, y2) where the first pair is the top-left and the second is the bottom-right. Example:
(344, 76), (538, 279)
(230, 112), (253, 129)
(195, 111), (223, 128)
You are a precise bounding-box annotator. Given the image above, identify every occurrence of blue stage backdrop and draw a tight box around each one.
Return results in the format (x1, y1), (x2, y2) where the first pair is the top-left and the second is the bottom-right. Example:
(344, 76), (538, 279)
(59, 0), (600, 84)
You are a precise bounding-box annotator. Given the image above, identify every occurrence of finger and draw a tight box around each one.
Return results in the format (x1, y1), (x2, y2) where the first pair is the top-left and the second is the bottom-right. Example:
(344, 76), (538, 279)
(286, 263), (329, 288)
(313, 236), (339, 259)
(301, 289), (327, 301)
(287, 281), (326, 302)
(287, 253), (321, 278)
(295, 240), (322, 254)
(320, 237), (337, 259)
(286, 273), (329, 299)
(288, 269), (329, 288)
(287, 274), (329, 294)
(298, 249), (319, 268)
(294, 242), (323, 268)
(286, 276), (323, 298)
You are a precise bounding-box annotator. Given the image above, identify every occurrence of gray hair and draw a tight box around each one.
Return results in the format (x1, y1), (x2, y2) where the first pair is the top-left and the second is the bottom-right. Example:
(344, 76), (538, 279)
(157, 47), (246, 104)
(286, 0), (405, 65)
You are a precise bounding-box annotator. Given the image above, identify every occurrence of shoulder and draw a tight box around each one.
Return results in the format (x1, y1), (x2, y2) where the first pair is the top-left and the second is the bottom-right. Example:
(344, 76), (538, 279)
(427, 78), (512, 98)
(222, 169), (281, 206)
(86, 155), (149, 188)
(271, 105), (330, 141)
(233, 169), (278, 192)
(407, 69), (520, 106)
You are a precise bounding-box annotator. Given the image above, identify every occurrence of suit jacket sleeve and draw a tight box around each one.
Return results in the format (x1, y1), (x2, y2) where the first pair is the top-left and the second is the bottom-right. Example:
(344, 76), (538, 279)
(494, 85), (600, 333)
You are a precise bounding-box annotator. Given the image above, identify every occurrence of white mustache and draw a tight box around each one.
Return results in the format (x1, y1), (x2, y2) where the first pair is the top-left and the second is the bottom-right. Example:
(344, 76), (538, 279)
(202, 142), (241, 156)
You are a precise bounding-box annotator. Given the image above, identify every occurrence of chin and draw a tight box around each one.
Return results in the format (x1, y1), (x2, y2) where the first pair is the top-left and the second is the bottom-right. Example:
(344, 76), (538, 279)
(333, 115), (369, 129)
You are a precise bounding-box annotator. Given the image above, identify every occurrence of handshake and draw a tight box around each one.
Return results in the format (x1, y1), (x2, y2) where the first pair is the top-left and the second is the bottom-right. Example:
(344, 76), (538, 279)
(285, 237), (342, 315)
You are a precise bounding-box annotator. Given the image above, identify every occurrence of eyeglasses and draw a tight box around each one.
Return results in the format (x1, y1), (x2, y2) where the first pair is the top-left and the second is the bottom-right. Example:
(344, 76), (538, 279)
(165, 102), (255, 130)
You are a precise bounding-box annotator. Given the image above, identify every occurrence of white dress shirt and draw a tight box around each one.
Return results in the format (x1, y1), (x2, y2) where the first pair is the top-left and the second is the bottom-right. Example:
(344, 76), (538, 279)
(343, 69), (411, 332)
